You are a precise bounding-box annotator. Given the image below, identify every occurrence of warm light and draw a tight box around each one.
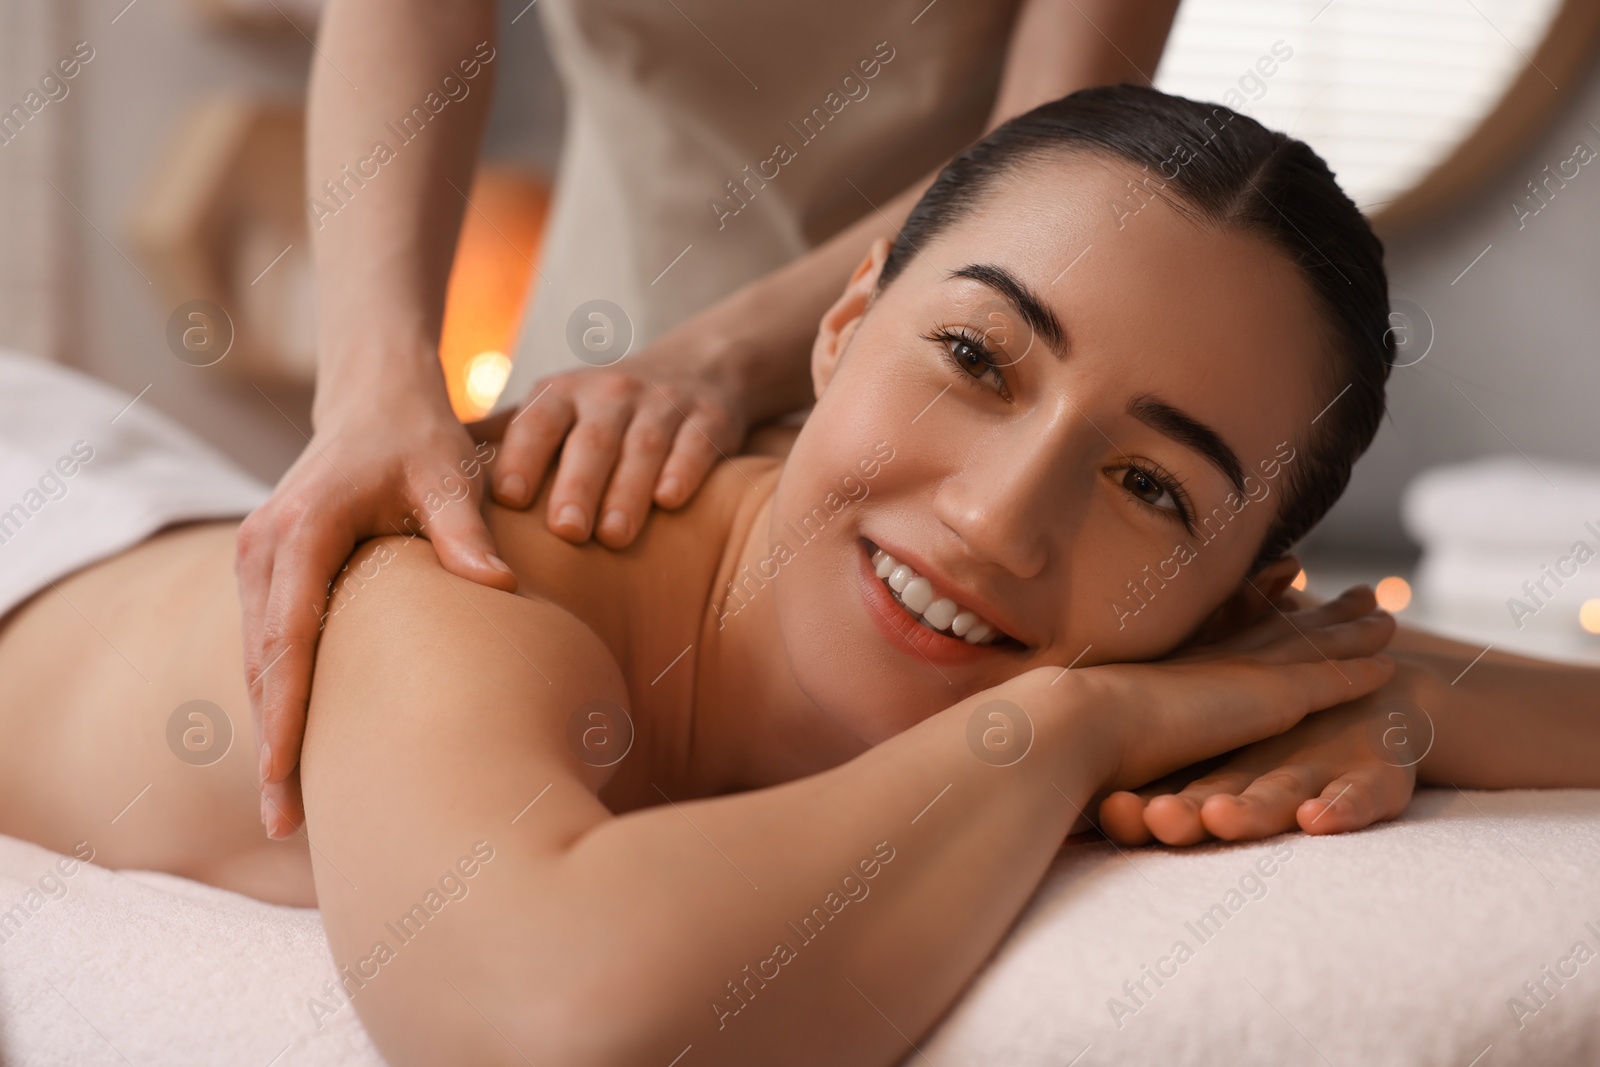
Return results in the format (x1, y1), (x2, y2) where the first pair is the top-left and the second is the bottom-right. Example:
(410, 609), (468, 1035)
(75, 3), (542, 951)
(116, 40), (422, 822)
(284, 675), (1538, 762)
(1375, 576), (1412, 613)
(1291, 569), (1307, 591)
(438, 167), (550, 420)
(1580, 599), (1600, 635)
(464, 350), (512, 414)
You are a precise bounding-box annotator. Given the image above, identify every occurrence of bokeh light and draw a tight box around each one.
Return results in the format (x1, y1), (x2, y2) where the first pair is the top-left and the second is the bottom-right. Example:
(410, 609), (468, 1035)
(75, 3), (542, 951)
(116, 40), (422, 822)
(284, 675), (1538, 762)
(464, 350), (512, 414)
(1580, 599), (1600, 635)
(1375, 576), (1412, 613)
(438, 167), (549, 420)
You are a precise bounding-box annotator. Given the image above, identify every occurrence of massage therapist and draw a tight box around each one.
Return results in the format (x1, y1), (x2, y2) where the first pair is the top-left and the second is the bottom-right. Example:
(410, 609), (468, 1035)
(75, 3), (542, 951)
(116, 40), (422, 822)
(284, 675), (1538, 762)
(239, 0), (1184, 834)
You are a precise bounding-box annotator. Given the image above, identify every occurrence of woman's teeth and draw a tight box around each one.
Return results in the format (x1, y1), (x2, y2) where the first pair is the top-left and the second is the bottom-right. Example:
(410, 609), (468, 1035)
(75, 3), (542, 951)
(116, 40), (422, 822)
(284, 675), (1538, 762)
(870, 547), (1004, 646)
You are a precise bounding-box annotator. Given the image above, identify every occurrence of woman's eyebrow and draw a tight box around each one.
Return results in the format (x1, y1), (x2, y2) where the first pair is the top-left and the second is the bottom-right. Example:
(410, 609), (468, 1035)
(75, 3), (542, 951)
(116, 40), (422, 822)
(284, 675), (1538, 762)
(948, 263), (1066, 355)
(943, 267), (1246, 494)
(1126, 394), (1247, 494)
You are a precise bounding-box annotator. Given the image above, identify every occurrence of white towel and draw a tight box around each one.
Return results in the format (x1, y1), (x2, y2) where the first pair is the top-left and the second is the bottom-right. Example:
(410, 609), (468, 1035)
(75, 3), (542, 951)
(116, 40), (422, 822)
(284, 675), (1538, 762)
(0, 834), (383, 1066)
(909, 788), (1600, 1067)
(4, 790), (1597, 1065)
(1414, 542), (1600, 636)
(1402, 455), (1600, 553)
(0, 348), (268, 619)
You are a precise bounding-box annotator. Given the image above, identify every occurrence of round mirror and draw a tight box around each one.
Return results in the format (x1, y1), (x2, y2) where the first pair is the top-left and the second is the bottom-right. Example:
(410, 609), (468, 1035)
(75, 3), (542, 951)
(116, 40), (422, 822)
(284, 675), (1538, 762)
(1154, 0), (1600, 232)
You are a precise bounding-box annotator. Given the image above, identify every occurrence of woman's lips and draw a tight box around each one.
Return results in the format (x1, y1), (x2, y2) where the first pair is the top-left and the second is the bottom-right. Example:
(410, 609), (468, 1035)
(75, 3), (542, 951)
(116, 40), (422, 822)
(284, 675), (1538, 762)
(855, 537), (1016, 666)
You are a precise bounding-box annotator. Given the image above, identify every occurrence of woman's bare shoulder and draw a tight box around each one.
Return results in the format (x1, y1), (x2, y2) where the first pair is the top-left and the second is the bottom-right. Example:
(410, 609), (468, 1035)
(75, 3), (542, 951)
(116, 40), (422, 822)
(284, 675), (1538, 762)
(482, 453), (782, 650)
(311, 534), (630, 796)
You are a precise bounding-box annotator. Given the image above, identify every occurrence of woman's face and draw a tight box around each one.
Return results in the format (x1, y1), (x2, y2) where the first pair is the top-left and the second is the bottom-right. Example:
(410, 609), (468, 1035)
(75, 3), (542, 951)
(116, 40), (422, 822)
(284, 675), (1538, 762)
(769, 153), (1330, 742)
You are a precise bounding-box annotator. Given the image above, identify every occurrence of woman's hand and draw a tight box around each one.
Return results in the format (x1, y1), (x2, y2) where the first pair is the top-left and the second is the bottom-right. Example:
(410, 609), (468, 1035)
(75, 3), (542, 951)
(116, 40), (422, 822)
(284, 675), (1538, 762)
(236, 383), (516, 838)
(485, 344), (750, 549)
(1098, 650), (1439, 847)
(1024, 586), (1398, 806)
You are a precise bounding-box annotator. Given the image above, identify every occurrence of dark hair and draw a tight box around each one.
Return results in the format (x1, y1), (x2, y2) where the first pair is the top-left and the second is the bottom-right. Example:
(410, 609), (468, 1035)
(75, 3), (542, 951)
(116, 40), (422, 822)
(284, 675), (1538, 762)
(877, 84), (1393, 570)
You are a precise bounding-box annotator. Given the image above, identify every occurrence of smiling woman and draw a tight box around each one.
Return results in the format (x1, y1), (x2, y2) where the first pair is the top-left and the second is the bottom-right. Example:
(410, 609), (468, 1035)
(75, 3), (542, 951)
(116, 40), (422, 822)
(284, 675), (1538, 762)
(0, 85), (1412, 1065)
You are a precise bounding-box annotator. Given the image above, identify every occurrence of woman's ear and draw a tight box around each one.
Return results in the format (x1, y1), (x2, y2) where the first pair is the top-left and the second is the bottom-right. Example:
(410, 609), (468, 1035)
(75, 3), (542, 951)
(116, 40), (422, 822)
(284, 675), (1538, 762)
(1186, 555), (1304, 645)
(811, 236), (893, 400)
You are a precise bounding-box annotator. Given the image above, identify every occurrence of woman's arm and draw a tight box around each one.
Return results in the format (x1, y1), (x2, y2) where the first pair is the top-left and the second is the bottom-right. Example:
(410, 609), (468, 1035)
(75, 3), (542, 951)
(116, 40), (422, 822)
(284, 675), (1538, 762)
(489, 0), (1185, 532)
(303, 537), (1095, 1066)
(302, 538), (1391, 1067)
(1393, 631), (1600, 789)
(1101, 601), (1600, 848)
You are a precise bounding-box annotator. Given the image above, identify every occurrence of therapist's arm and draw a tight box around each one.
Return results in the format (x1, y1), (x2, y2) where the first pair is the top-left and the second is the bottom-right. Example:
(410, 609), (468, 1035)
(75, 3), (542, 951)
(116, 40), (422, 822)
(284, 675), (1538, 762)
(237, 0), (514, 839)
(492, 0), (1184, 544)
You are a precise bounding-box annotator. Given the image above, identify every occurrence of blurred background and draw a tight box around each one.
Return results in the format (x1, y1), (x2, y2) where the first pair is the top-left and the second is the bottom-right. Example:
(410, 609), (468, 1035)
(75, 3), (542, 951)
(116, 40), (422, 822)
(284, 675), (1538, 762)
(3, 0), (1599, 659)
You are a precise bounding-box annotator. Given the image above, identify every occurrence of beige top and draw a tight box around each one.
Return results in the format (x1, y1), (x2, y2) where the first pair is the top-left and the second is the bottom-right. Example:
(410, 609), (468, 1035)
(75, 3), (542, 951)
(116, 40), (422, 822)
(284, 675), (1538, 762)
(495, 0), (1021, 411)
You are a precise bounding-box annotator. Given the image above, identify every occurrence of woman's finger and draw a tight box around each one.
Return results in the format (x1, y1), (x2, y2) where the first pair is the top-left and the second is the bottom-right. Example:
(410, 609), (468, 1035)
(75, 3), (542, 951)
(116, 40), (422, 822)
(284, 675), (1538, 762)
(543, 394), (633, 542)
(493, 386), (576, 509)
(1296, 766), (1408, 836)
(1250, 608), (1396, 667)
(594, 408), (680, 547)
(1213, 584), (1378, 656)
(1183, 653), (1394, 761)
(1099, 791), (1154, 846)
(1140, 795), (1213, 846)
(654, 402), (738, 510)
(1092, 650), (1394, 795)
(1200, 764), (1327, 842)
(1139, 761), (1273, 845)
(1280, 579), (1369, 620)
(1273, 653), (1396, 724)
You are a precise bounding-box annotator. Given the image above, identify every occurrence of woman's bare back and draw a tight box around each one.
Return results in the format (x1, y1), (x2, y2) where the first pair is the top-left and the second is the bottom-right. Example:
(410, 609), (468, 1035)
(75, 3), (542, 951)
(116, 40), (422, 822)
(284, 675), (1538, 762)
(0, 452), (778, 907)
(0, 522), (313, 903)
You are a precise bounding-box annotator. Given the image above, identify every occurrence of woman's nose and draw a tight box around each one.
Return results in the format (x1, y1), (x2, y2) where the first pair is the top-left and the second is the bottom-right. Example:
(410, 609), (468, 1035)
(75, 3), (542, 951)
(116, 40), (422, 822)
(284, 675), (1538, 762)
(931, 417), (1079, 580)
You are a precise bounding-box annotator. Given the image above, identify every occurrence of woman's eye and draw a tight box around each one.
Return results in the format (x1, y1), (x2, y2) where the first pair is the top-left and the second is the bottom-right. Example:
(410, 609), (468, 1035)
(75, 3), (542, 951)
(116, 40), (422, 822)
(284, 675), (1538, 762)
(1120, 467), (1178, 512)
(934, 329), (1008, 396)
(953, 341), (989, 377)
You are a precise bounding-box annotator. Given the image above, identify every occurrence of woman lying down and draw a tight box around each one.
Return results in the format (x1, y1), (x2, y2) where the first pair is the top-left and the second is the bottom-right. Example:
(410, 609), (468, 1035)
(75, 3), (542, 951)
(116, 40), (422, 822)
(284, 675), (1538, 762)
(2, 85), (1598, 1066)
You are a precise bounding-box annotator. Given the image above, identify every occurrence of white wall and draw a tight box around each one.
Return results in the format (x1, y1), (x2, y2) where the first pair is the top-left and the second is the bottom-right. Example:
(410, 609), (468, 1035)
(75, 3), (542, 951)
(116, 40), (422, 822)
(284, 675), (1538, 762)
(51, 0), (562, 483)
(27, 2), (1600, 530)
(68, 0), (318, 482)
(1306, 51), (1600, 554)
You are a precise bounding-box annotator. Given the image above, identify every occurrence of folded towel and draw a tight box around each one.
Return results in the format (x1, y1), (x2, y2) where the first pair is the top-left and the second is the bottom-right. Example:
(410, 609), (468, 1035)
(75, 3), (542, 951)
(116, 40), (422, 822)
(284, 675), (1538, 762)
(0, 348), (268, 620)
(1414, 542), (1600, 631)
(1401, 455), (1600, 552)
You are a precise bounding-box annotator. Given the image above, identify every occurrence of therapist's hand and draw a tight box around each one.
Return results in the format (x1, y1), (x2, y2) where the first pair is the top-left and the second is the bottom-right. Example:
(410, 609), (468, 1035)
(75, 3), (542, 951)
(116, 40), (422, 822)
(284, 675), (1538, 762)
(236, 383), (517, 839)
(487, 338), (751, 549)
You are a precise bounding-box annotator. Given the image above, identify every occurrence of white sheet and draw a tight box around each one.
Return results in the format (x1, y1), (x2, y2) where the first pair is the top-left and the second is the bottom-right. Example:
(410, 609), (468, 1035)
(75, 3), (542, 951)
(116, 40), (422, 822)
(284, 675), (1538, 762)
(0, 348), (267, 619)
